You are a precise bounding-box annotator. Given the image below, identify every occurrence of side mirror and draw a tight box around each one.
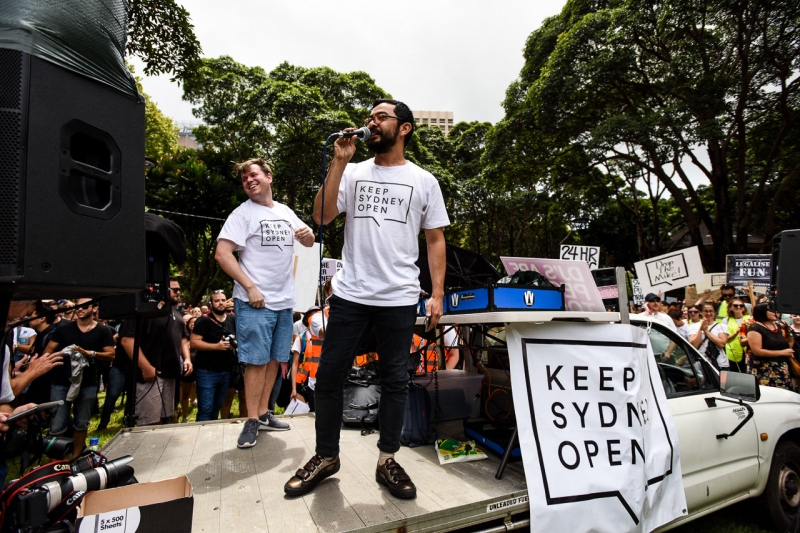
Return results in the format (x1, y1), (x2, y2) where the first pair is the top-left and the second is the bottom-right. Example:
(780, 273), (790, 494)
(720, 370), (760, 402)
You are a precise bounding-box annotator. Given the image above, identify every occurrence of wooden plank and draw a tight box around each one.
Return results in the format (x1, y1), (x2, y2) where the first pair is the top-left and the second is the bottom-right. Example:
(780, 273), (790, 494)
(102, 430), (147, 460)
(149, 425), (201, 482)
(123, 428), (174, 483)
(188, 424), (226, 533)
(251, 419), (318, 533)
(219, 422), (269, 532)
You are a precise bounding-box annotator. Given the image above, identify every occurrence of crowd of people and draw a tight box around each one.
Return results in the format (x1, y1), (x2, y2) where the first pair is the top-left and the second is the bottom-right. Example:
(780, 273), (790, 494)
(631, 281), (800, 392)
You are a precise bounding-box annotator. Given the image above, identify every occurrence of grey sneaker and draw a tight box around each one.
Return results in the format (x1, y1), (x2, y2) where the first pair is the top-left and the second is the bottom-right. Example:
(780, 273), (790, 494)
(237, 418), (260, 448)
(258, 411), (290, 431)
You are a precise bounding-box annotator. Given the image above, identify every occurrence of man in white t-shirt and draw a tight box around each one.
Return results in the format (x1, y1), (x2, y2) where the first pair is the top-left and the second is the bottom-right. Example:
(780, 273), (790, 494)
(215, 158), (315, 449)
(285, 100), (449, 500)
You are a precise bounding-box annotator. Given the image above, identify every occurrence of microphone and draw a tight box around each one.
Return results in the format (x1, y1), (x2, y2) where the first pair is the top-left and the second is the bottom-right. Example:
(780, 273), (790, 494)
(330, 126), (371, 141)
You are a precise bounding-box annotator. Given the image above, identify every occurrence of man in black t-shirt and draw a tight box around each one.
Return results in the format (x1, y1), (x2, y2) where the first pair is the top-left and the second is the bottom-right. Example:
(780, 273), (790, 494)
(44, 298), (115, 457)
(119, 280), (191, 426)
(190, 291), (236, 421)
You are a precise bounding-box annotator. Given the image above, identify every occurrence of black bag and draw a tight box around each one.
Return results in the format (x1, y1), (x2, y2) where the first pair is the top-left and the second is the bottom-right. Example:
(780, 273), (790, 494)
(342, 366), (381, 433)
(400, 382), (437, 447)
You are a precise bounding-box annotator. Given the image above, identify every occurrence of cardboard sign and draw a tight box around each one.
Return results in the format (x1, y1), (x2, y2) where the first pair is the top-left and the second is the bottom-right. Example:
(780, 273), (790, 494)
(501, 257), (605, 312)
(710, 274), (727, 287)
(634, 247), (705, 295)
(506, 323), (686, 533)
(631, 280), (644, 307)
(320, 258), (344, 281)
(560, 245), (600, 271)
(726, 254), (771, 286)
(291, 243), (321, 312)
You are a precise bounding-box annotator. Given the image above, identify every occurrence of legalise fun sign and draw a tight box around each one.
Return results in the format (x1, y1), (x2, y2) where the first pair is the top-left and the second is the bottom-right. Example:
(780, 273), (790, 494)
(507, 322), (686, 533)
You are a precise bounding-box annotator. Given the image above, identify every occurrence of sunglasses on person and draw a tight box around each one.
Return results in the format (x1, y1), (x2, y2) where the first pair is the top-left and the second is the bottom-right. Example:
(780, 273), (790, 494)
(212, 289), (225, 294)
(688, 310), (700, 315)
(722, 292), (735, 299)
(731, 304), (746, 309)
(362, 112), (400, 127)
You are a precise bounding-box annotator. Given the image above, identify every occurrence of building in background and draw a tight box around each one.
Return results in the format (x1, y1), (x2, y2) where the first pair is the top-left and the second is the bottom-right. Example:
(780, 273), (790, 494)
(413, 110), (454, 135)
(178, 123), (201, 149)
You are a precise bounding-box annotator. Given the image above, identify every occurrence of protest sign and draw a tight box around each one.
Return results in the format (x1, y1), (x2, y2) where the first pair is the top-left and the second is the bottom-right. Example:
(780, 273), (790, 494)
(507, 322), (686, 533)
(634, 247), (704, 295)
(726, 255), (771, 286)
(631, 280), (644, 307)
(560, 245), (600, 270)
(501, 257), (605, 312)
(320, 258), (344, 281)
(597, 285), (619, 300)
(292, 243), (321, 312)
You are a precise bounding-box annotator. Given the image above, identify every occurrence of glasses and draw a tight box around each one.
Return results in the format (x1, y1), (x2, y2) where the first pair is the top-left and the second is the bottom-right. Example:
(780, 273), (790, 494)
(363, 112), (400, 127)
(212, 289), (225, 294)
(688, 310), (700, 315)
(225, 310), (234, 314)
(75, 304), (92, 310)
(722, 293), (735, 299)
(170, 287), (181, 293)
(648, 298), (661, 303)
(731, 304), (745, 308)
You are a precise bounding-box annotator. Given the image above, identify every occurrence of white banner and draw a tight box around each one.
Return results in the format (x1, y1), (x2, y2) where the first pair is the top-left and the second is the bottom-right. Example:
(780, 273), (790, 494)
(507, 322), (686, 533)
(634, 246), (705, 295)
(292, 243), (321, 312)
(560, 245), (600, 270)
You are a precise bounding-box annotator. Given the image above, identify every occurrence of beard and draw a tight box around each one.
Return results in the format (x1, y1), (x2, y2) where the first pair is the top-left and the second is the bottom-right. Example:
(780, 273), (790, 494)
(366, 123), (399, 154)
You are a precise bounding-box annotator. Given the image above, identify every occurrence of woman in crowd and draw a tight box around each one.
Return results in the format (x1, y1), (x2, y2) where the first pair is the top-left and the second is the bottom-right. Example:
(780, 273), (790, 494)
(746, 302), (794, 390)
(686, 305), (702, 326)
(723, 298), (749, 372)
(690, 302), (728, 370)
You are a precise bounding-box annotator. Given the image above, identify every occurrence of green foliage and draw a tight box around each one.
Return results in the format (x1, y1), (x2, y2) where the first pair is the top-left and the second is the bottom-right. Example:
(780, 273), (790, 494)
(127, 0), (202, 81)
(489, 0), (800, 270)
(146, 149), (245, 305)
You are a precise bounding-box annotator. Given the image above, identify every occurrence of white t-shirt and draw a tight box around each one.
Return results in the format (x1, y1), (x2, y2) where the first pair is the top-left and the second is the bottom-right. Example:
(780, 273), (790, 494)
(332, 159), (450, 306)
(292, 319), (307, 337)
(675, 324), (691, 343)
(689, 321), (727, 368)
(1, 346), (15, 404)
(218, 199), (310, 310)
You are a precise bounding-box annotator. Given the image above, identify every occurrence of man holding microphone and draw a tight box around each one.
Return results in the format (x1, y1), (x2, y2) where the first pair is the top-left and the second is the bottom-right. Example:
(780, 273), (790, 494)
(284, 100), (448, 499)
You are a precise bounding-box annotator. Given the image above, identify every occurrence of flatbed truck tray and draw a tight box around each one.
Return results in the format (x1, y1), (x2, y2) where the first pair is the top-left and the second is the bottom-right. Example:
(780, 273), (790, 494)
(102, 414), (529, 532)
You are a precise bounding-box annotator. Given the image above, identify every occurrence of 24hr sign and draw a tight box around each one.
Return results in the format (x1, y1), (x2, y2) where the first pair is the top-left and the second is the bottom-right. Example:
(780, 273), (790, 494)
(506, 323), (687, 533)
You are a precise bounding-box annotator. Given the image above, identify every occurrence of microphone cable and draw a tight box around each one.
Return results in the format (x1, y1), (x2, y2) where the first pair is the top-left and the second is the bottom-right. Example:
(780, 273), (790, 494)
(317, 134), (338, 336)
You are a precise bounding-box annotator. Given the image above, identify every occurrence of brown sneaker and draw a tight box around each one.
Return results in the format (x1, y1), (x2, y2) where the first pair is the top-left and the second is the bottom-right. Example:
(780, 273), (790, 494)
(376, 458), (416, 499)
(284, 455), (340, 497)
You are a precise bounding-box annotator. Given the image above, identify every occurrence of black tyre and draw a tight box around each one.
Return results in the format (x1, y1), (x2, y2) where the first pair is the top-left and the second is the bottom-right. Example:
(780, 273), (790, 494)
(758, 440), (800, 531)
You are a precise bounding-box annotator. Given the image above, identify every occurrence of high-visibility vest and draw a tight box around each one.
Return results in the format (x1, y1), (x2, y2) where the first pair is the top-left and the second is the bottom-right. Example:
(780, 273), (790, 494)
(413, 334), (439, 373)
(298, 309), (328, 383)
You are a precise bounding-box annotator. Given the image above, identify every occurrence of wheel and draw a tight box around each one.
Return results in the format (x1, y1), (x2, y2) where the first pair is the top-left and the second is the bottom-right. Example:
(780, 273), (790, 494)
(758, 441), (800, 531)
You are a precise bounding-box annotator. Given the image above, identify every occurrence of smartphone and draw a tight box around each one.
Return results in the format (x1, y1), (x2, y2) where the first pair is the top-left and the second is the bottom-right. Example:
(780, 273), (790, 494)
(5, 400), (64, 423)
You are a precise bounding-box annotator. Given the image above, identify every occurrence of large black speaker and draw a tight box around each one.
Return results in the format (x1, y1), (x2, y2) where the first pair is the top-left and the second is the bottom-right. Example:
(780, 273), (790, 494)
(772, 229), (800, 314)
(0, 49), (145, 299)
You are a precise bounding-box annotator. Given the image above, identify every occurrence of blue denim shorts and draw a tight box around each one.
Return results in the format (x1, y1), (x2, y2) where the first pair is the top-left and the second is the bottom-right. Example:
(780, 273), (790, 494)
(234, 299), (293, 365)
(50, 383), (97, 434)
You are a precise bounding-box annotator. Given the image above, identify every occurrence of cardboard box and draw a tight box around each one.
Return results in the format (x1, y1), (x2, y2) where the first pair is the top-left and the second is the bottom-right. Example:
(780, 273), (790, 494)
(76, 476), (193, 533)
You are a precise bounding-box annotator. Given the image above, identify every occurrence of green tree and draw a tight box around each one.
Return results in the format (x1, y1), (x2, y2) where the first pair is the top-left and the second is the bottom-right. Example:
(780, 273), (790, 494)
(489, 0), (800, 270)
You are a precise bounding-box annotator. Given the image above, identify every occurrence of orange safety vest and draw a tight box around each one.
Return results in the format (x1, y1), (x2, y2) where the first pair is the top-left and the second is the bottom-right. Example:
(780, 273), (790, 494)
(298, 309), (328, 383)
(412, 334), (440, 373)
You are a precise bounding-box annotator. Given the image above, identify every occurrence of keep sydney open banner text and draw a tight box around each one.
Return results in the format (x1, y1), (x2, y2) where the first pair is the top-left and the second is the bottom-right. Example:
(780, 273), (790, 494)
(507, 322), (687, 533)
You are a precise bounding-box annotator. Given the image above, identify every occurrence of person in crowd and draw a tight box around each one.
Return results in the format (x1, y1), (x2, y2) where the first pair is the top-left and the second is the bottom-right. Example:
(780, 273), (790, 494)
(190, 290), (236, 421)
(667, 308), (691, 342)
(17, 302), (65, 406)
(737, 295), (774, 350)
(191, 307), (203, 318)
(722, 298), (749, 372)
(642, 293), (673, 329)
(292, 311), (306, 340)
(746, 302), (795, 390)
(291, 306), (327, 412)
(716, 285), (736, 323)
(285, 99), (448, 500)
(44, 298), (115, 457)
(686, 304), (702, 326)
(98, 325), (131, 430)
(215, 157), (314, 448)
(178, 316), (198, 423)
(201, 305), (209, 315)
(183, 313), (193, 324)
(119, 280), (192, 426)
(689, 302), (728, 371)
